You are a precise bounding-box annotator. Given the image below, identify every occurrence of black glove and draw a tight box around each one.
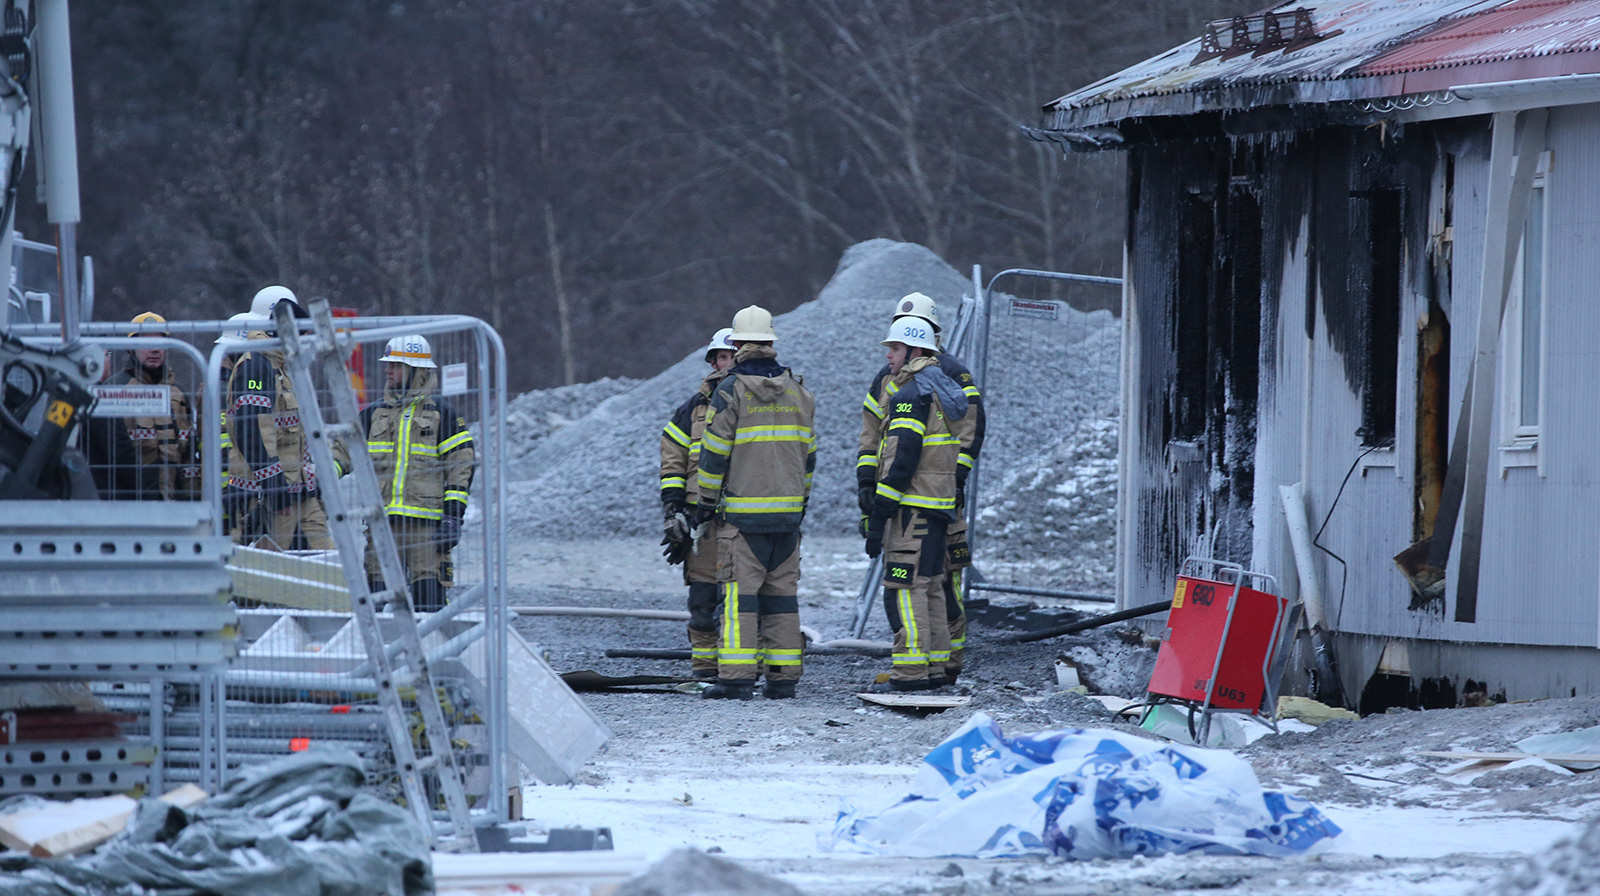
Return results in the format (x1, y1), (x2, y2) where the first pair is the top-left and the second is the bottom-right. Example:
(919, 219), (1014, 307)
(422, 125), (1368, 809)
(955, 467), (969, 509)
(857, 484), (875, 516)
(863, 513), (886, 559)
(692, 504), (718, 528)
(662, 496), (687, 517)
(437, 515), (462, 551)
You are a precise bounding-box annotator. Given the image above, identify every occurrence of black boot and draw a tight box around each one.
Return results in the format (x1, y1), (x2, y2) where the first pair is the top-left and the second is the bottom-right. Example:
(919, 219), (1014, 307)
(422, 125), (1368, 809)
(692, 668), (718, 680)
(410, 578), (446, 613)
(702, 679), (755, 700)
(890, 677), (936, 693)
(763, 680), (797, 700)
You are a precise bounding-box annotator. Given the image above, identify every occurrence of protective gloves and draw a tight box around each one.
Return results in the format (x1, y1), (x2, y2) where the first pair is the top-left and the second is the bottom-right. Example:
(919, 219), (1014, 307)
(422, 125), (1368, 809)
(863, 513), (886, 559)
(437, 514), (462, 551)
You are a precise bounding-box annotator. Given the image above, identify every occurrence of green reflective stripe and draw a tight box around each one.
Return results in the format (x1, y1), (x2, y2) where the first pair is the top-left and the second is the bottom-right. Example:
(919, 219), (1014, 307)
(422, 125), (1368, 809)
(664, 422), (691, 448)
(701, 431), (732, 455)
(892, 655), (930, 665)
(962, 386), (981, 398)
(950, 635), (966, 649)
(368, 441), (395, 453)
(923, 435), (960, 446)
(723, 496), (805, 513)
(929, 649), (952, 662)
(720, 583), (740, 656)
(720, 654), (761, 664)
(764, 650), (802, 666)
(388, 504), (444, 520)
(875, 483), (904, 501)
(660, 476), (687, 491)
(900, 588), (919, 658)
(388, 404), (415, 517)
(888, 418), (926, 435)
(864, 394), (885, 418)
(885, 380), (900, 396)
(444, 489), (469, 504)
(438, 430), (472, 454)
(697, 469), (724, 490)
(688, 444), (701, 461)
(732, 425), (812, 444)
(691, 647), (719, 659)
(856, 454), (879, 469)
(901, 494), (958, 511)
(958, 453), (975, 469)
(408, 443), (439, 456)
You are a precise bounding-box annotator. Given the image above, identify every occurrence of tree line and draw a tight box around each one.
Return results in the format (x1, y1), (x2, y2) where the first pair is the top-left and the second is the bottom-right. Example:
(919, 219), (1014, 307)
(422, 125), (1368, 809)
(24, 0), (1254, 391)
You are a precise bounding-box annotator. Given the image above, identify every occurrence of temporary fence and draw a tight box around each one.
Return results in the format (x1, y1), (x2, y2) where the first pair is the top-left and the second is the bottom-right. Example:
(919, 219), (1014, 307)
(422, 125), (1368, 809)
(963, 268), (1124, 606)
(1, 314), (608, 831)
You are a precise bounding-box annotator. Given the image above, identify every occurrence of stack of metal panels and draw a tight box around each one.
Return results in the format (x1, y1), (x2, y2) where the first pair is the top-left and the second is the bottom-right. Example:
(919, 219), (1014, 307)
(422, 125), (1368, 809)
(0, 502), (237, 676)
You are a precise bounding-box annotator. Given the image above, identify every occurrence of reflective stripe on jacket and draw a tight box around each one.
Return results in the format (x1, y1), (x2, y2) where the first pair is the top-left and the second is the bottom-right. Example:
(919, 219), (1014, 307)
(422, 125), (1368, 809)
(696, 345), (815, 533)
(116, 362), (197, 500)
(363, 366), (475, 521)
(659, 369), (728, 507)
(875, 355), (961, 518)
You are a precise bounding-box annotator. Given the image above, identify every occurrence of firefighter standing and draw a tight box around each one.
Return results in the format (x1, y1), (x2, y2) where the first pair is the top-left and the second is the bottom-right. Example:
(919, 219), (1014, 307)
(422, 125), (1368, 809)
(856, 292), (983, 682)
(863, 315), (969, 691)
(660, 326), (737, 679)
(103, 312), (199, 501)
(696, 306), (816, 700)
(225, 287), (333, 549)
(361, 334), (475, 612)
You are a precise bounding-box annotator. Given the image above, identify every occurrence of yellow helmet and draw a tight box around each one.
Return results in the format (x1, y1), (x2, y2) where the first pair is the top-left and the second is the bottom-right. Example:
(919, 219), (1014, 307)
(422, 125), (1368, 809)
(729, 305), (775, 342)
(128, 311), (168, 337)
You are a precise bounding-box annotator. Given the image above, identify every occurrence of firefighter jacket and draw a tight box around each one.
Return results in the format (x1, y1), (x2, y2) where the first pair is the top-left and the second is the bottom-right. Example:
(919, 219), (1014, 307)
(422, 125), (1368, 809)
(696, 344), (816, 534)
(362, 366), (475, 522)
(858, 351), (983, 492)
(659, 368), (730, 510)
(226, 334), (323, 498)
(872, 355), (968, 520)
(114, 359), (198, 500)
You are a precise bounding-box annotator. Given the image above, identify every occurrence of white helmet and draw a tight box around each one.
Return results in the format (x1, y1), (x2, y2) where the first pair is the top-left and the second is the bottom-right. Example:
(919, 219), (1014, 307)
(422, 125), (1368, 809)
(894, 292), (941, 332)
(729, 305), (776, 342)
(250, 285), (298, 318)
(702, 327), (735, 362)
(379, 334), (437, 368)
(882, 315), (940, 353)
(215, 311), (265, 344)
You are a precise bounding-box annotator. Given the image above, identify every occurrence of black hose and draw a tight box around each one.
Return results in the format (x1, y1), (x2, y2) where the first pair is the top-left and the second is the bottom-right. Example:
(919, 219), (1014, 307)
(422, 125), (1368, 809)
(993, 599), (1172, 644)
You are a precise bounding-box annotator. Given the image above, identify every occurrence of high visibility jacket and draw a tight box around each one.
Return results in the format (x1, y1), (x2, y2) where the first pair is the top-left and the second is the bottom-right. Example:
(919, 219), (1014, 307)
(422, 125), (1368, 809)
(362, 367), (475, 522)
(659, 369), (729, 509)
(873, 355), (967, 519)
(858, 351), (983, 490)
(227, 335), (323, 495)
(697, 345), (816, 533)
(115, 361), (198, 500)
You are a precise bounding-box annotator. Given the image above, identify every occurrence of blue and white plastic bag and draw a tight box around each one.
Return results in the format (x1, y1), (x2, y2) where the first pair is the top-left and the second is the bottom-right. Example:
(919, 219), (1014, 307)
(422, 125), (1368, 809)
(824, 712), (1340, 859)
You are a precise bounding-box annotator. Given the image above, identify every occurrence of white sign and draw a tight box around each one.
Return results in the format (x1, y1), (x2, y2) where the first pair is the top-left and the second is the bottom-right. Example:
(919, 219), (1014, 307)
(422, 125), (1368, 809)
(441, 363), (469, 397)
(91, 384), (171, 417)
(1009, 299), (1060, 321)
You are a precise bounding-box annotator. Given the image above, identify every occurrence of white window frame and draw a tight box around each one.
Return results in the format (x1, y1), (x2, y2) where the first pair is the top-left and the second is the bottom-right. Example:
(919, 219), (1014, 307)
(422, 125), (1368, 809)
(1499, 151), (1550, 476)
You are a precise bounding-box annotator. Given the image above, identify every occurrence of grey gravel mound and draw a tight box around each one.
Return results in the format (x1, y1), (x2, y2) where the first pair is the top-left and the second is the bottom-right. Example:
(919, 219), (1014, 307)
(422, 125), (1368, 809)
(499, 239), (1123, 580)
(613, 848), (804, 896)
(1491, 810), (1600, 895)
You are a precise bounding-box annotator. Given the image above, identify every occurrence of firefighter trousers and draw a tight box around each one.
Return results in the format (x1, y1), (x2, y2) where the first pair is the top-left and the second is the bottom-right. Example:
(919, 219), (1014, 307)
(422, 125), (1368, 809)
(684, 515), (720, 675)
(715, 526), (802, 683)
(881, 509), (951, 683)
(267, 494), (333, 551)
(943, 514), (972, 676)
(365, 516), (457, 610)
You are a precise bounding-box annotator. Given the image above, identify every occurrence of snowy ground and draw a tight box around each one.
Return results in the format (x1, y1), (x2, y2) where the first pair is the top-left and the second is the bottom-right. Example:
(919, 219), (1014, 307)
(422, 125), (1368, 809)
(498, 536), (1600, 895)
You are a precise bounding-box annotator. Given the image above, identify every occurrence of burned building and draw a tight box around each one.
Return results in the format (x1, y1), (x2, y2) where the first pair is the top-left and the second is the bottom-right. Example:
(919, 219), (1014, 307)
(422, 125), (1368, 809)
(1030, 0), (1600, 703)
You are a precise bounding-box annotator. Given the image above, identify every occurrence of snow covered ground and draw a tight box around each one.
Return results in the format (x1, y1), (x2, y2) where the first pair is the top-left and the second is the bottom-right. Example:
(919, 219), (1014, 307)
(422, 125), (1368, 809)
(494, 537), (1600, 895)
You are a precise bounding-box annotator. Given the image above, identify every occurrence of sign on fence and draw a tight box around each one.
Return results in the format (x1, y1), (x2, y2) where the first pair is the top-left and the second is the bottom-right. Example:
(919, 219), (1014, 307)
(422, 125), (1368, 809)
(1008, 299), (1060, 321)
(90, 384), (172, 416)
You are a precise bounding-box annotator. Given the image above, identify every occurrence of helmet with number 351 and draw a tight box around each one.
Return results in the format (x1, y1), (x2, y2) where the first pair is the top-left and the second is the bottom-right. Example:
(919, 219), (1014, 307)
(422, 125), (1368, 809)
(379, 334), (437, 369)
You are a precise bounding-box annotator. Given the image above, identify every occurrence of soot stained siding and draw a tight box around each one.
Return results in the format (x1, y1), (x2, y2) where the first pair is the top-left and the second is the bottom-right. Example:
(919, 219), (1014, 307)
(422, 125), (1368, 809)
(1128, 140), (1266, 582)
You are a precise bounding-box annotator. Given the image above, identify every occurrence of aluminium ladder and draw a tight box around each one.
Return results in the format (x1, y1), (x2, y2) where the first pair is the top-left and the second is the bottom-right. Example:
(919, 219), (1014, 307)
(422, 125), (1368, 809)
(271, 299), (478, 852)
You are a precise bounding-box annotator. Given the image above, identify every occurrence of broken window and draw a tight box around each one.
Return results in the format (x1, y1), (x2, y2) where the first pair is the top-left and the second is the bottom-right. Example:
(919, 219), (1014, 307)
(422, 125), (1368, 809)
(1360, 188), (1402, 447)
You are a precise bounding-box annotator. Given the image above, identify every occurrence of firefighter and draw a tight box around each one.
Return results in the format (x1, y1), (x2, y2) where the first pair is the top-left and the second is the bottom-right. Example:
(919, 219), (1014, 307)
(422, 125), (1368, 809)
(361, 334), (475, 612)
(856, 292), (984, 681)
(660, 326), (737, 679)
(216, 311), (263, 533)
(864, 315), (969, 691)
(696, 306), (816, 700)
(225, 288), (333, 549)
(108, 312), (199, 501)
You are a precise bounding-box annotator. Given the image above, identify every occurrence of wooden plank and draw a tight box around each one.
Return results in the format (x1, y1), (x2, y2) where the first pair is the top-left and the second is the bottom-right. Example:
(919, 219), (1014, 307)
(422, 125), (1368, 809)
(0, 784), (207, 859)
(1419, 750), (1600, 772)
(856, 693), (971, 709)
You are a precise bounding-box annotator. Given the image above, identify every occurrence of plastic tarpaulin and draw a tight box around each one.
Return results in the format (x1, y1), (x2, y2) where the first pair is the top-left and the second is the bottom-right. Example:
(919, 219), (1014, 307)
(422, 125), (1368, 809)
(0, 751), (431, 896)
(824, 712), (1341, 859)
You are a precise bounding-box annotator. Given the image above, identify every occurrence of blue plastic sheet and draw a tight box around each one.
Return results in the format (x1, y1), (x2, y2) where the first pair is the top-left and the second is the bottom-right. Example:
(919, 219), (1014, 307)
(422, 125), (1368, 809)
(824, 712), (1341, 859)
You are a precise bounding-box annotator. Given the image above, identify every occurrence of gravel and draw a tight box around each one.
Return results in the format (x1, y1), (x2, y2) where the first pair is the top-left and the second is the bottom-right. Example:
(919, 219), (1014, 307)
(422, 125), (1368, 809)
(493, 239), (1123, 593)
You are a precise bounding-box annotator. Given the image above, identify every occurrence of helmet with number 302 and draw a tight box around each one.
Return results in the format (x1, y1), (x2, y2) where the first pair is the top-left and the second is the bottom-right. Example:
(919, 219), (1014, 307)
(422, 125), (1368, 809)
(379, 334), (437, 369)
(881, 315), (939, 353)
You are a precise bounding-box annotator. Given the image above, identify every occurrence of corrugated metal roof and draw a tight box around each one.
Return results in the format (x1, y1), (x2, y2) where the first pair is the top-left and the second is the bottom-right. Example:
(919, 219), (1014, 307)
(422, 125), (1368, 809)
(1361, 0), (1600, 73)
(1044, 0), (1600, 131)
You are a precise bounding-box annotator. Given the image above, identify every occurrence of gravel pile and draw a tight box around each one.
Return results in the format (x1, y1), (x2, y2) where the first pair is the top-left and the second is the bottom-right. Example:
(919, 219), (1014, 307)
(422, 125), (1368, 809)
(497, 239), (1123, 576)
